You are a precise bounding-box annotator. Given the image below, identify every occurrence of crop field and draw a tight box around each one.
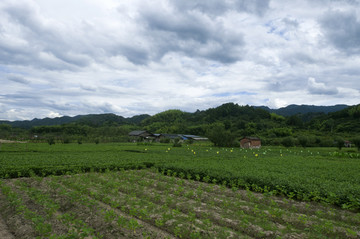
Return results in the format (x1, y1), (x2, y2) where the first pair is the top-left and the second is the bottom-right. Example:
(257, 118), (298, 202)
(0, 142), (360, 238)
(1, 169), (359, 238)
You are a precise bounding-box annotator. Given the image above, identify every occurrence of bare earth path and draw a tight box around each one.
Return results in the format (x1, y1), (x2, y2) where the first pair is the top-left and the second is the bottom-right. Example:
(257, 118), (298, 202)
(0, 139), (26, 143)
(0, 217), (14, 239)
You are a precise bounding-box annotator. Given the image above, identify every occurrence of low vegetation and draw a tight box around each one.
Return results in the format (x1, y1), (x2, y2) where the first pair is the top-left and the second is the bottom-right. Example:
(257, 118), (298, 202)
(1, 102), (359, 238)
(1, 168), (359, 238)
(1, 143), (360, 210)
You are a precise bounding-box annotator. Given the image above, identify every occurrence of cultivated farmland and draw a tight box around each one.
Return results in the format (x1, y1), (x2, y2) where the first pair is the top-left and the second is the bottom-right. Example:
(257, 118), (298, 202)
(0, 143), (360, 238)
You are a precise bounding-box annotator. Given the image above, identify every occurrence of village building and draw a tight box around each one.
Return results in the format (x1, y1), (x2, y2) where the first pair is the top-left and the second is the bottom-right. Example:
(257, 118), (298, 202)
(129, 131), (209, 143)
(154, 134), (187, 142)
(344, 140), (352, 148)
(128, 130), (153, 142)
(240, 136), (261, 149)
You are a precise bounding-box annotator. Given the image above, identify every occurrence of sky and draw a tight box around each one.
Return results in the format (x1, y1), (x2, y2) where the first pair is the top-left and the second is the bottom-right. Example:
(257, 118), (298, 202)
(1, 0), (360, 121)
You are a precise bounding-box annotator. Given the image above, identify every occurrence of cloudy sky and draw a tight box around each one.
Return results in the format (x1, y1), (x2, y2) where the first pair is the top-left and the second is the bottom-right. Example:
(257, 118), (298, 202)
(1, 0), (360, 120)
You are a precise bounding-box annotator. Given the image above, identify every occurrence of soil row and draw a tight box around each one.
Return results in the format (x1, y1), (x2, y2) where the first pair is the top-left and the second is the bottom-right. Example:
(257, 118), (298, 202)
(0, 169), (359, 238)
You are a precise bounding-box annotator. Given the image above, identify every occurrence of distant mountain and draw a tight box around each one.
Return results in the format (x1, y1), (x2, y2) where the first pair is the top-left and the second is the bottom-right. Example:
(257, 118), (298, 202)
(0, 115), (83, 129)
(0, 113), (151, 129)
(0, 103), (353, 130)
(258, 104), (349, 117)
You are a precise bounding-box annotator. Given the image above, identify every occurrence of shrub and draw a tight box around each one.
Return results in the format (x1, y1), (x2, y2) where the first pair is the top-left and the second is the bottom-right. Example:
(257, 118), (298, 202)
(47, 138), (55, 145)
(173, 138), (182, 147)
(281, 137), (294, 147)
(62, 137), (70, 144)
(160, 138), (170, 143)
(352, 137), (360, 151)
(319, 138), (334, 147)
(268, 138), (281, 146)
(298, 136), (308, 148)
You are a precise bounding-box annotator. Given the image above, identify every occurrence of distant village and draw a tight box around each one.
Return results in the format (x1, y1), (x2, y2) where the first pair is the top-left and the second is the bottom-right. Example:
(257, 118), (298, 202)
(128, 130), (208, 143)
(128, 130), (262, 148)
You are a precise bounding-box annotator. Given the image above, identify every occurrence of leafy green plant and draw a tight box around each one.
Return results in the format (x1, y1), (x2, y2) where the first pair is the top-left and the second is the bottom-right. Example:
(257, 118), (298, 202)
(172, 138), (182, 147)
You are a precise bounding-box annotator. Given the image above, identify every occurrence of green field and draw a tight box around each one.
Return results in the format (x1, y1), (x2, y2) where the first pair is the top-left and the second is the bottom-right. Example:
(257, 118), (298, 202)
(0, 142), (360, 238)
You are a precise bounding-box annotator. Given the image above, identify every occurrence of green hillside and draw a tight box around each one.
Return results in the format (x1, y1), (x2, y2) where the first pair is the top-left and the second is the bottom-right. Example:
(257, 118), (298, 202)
(0, 103), (359, 147)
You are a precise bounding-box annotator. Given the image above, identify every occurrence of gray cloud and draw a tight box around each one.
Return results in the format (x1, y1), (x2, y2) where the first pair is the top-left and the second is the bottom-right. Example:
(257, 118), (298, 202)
(284, 52), (316, 66)
(171, 0), (270, 16)
(282, 18), (299, 28)
(1, 0), (360, 121)
(267, 77), (307, 92)
(0, 2), (91, 70)
(7, 75), (30, 84)
(320, 10), (360, 54)
(138, 2), (246, 64)
(307, 77), (339, 95)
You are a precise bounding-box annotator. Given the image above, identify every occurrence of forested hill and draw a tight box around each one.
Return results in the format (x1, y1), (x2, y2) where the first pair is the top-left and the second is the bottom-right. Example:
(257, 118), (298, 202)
(0, 113), (151, 129)
(308, 104), (360, 133)
(1, 103), (359, 144)
(258, 104), (349, 116)
(0, 103), (354, 129)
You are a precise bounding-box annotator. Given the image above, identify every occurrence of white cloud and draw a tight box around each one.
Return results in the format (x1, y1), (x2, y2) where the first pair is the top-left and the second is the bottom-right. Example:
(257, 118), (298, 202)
(307, 77), (339, 95)
(0, 0), (359, 121)
(267, 98), (288, 109)
(47, 111), (62, 118)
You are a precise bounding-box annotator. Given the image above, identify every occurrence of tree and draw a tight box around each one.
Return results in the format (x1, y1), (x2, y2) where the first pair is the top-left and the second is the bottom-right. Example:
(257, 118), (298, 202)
(349, 104), (360, 118)
(206, 123), (237, 147)
(282, 137), (295, 147)
(298, 136), (308, 148)
(322, 119), (335, 133)
(335, 137), (344, 150)
(286, 115), (303, 127)
(352, 137), (360, 151)
(244, 122), (257, 136)
(47, 138), (55, 145)
(0, 124), (12, 139)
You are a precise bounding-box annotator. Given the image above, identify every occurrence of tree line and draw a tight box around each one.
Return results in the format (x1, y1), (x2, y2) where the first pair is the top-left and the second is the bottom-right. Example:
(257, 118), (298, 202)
(0, 103), (359, 149)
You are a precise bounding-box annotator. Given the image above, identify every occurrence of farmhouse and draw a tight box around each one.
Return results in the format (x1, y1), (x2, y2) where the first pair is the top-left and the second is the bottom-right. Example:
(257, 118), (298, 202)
(240, 136), (261, 149)
(344, 140), (352, 148)
(153, 134), (186, 143)
(128, 130), (153, 142)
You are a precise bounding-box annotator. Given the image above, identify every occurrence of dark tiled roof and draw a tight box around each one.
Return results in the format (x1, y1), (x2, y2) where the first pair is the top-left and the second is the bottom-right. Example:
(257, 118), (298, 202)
(241, 136), (261, 140)
(129, 130), (149, 136)
(161, 134), (182, 139)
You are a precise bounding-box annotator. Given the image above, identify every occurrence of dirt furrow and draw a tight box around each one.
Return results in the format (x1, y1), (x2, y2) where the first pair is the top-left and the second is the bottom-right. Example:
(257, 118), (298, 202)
(0, 217), (15, 239)
(54, 178), (176, 239)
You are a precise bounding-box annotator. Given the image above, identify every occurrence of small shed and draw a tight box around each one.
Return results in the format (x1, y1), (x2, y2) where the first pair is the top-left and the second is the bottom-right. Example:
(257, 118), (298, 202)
(128, 130), (153, 142)
(240, 136), (261, 149)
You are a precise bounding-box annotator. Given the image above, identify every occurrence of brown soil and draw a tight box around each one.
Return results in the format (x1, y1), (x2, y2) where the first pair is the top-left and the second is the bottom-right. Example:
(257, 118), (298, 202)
(0, 216), (15, 239)
(1, 170), (359, 238)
